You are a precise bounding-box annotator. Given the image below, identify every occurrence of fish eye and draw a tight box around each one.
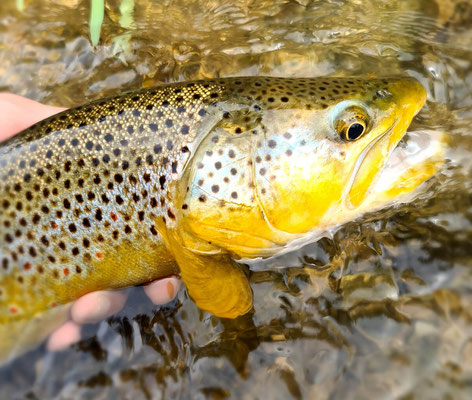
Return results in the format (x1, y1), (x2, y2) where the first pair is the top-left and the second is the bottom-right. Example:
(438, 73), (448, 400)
(333, 106), (369, 141)
(345, 121), (366, 140)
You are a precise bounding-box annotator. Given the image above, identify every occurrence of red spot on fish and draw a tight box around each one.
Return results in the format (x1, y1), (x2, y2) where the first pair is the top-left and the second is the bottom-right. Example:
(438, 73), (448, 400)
(96, 252), (103, 258)
(63, 268), (69, 276)
(110, 212), (117, 221)
(24, 262), (31, 270)
(51, 222), (58, 229)
(9, 307), (18, 314)
(51, 302), (57, 308)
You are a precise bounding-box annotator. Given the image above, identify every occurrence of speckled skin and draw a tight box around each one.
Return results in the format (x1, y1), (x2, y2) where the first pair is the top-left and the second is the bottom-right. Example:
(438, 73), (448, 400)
(0, 76), (427, 321)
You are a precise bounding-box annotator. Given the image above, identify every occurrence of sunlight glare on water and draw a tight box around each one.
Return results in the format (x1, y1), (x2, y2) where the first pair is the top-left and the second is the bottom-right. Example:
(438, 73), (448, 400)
(0, 0), (471, 398)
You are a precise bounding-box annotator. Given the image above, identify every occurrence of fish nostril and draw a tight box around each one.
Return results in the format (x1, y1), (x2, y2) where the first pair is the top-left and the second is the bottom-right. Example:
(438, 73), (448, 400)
(375, 89), (392, 99)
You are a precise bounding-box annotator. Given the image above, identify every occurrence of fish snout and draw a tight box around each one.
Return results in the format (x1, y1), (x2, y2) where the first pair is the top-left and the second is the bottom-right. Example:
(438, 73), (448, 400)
(385, 77), (427, 117)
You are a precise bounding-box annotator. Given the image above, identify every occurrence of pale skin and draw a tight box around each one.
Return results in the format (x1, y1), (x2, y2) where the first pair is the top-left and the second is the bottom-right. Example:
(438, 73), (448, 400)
(0, 93), (182, 351)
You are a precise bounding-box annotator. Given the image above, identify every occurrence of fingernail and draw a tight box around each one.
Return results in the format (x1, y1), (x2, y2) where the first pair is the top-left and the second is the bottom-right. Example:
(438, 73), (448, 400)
(144, 277), (180, 305)
(46, 321), (81, 351)
(166, 281), (174, 299)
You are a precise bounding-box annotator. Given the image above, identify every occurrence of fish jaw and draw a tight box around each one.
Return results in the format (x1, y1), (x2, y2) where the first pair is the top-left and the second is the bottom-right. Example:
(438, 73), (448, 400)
(239, 130), (447, 263)
(359, 129), (446, 207)
(346, 77), (427, 208)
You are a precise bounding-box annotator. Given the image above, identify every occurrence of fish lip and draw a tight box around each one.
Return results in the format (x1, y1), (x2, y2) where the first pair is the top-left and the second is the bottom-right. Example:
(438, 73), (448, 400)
(343, 117), (399, 207)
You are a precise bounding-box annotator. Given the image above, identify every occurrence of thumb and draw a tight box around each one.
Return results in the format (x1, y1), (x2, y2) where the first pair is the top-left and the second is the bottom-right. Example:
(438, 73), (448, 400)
(0, 93), (66, 140)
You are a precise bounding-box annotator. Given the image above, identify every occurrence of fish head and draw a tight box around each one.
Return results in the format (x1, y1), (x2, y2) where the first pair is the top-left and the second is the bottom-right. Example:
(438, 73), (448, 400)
(178, 77), (427, 256)
(251, 76), (427, 234)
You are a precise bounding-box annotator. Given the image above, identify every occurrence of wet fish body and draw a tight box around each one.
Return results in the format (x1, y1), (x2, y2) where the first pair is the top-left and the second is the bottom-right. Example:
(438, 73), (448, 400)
(0, 76), (431, 326)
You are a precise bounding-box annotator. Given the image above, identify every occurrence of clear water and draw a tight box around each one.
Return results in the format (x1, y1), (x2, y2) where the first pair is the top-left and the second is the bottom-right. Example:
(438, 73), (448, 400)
(0, 0), (471, 398)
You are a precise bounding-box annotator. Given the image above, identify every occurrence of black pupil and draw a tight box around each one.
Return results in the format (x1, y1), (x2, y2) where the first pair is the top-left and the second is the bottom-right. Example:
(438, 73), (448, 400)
(347, 123), (364, 140)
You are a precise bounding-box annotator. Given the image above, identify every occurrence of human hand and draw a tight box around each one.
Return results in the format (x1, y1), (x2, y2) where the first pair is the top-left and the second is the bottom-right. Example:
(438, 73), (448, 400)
(0, 93), (182, 351)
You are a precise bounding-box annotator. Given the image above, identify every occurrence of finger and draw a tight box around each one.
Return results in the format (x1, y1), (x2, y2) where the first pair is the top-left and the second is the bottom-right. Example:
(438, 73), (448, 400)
(143, 276), (182, 305)
(46, 321), (82, 352)
(70, 289), (128, 325)
(0, 93), (65, 140)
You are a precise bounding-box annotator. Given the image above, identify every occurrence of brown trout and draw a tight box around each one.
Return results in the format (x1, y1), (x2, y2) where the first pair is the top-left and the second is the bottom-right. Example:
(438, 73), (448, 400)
(0, 76), (436, 334)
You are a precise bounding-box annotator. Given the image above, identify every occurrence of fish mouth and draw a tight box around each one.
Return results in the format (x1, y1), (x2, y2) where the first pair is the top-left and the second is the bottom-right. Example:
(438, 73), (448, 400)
(344, 118), (399, 208)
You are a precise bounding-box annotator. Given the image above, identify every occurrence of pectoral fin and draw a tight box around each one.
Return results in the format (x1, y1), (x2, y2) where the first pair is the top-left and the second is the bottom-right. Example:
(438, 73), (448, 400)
(168, 237), (253, 319)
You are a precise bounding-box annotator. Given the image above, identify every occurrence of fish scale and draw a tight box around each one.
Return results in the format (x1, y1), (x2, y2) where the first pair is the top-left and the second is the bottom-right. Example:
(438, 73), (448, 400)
(0, 76), (427, 323)
(0, 81), (223, 320)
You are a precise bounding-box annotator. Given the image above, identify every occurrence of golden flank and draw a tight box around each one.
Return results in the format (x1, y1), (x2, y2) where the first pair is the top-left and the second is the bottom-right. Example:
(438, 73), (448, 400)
(0, 76), (440, 328)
